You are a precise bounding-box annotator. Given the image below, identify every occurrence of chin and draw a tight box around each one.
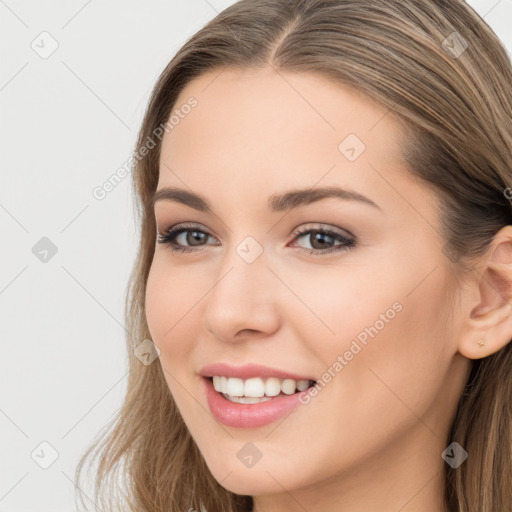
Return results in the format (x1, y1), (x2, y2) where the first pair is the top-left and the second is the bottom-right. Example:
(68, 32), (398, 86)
(204, 456), (305, 497)
(214, 474), (284, 497)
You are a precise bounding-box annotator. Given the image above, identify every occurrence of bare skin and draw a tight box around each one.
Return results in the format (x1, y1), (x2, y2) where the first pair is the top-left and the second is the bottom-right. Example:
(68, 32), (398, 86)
(145, 66), (512, 512)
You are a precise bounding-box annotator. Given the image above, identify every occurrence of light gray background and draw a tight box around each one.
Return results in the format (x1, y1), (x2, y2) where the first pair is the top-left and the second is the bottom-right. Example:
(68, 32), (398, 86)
(1, 1), (511, 511)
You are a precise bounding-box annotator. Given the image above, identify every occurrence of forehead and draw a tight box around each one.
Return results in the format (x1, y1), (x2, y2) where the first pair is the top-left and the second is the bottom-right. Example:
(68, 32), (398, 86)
(157, 67), (412, 202)
(165, 66), (404, 146)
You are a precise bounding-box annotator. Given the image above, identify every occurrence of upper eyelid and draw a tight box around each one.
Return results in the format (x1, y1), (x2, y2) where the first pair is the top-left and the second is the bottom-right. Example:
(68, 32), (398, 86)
(161, 222), (214, 235)
(292, 223), (354, 238)
(160, 221), (349, 233)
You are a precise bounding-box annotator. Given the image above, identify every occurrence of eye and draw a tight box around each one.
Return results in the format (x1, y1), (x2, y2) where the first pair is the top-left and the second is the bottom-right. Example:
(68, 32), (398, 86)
(156, 222), (219, 253)
(289, 224), (356, 255)
(156, 222), (356, 255)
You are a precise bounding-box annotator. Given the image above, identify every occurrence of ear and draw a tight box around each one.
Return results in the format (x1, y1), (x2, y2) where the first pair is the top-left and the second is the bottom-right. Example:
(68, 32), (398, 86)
(458, 225), (512, 360)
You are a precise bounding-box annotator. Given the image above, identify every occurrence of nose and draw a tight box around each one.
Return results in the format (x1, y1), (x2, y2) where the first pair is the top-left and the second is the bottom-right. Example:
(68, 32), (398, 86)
(202, 247), (280, 343)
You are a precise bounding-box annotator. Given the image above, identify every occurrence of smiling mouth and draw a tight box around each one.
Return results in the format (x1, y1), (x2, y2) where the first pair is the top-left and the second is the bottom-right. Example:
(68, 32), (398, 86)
(207, 375), (317, 404)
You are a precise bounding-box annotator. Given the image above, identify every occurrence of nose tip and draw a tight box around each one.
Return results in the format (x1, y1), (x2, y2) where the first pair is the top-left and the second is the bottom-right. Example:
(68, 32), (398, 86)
(203, 318), (261, 343)
(201, 264), (281, 343)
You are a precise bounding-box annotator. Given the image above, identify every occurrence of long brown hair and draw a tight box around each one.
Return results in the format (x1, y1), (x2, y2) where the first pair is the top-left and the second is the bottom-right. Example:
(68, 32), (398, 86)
(75, 1), (512, 511)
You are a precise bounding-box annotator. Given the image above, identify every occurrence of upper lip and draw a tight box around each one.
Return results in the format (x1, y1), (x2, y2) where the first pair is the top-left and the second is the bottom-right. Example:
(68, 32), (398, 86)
(199, 363), (316, 382)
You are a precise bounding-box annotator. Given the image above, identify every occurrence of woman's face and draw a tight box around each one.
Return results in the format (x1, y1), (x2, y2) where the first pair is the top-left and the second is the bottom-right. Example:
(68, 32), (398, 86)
(145, 67), (471, 507)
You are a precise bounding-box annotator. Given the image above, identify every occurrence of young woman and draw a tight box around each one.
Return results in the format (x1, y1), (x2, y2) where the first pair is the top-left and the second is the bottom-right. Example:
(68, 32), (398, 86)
(76, 1), (512, 511)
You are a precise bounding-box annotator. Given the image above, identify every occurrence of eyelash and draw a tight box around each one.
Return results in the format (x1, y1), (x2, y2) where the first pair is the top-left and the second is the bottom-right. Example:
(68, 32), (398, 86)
(156, 222), (356, 256)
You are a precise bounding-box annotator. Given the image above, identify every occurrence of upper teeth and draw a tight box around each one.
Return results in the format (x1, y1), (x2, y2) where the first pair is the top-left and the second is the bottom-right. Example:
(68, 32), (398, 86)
(212, 376), (312, 397)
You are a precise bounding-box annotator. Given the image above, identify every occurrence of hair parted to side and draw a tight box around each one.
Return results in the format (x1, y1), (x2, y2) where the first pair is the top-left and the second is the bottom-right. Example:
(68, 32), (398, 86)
(74, 1), (512, 511)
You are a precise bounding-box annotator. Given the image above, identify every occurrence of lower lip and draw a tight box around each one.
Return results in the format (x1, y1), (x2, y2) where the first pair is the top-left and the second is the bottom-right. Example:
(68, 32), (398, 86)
(202, 377), (310, 428)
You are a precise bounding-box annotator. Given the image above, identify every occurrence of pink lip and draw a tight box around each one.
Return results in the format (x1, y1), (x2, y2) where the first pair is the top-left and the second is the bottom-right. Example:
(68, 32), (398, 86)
(199, 362), (316, 381)
(202, 376), (311, 428)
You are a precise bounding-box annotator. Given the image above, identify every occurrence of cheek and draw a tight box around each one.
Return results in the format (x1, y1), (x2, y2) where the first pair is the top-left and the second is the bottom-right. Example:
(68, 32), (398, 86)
(334, 271), (453, 424)
(283, 271), (453, 476)
(144, 258), (204, 361)
(277, 262), (401, 357)
(287, 258), (453, 407)
(144, 260), (205, 420)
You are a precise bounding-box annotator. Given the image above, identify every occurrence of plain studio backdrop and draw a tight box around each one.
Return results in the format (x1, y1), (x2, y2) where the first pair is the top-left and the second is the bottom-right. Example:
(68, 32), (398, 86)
(1, 1), (511, 511)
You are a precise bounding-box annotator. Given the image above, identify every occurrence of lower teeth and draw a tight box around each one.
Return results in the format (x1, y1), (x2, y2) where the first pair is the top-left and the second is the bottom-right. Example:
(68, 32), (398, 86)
(221, 393), (276, 404)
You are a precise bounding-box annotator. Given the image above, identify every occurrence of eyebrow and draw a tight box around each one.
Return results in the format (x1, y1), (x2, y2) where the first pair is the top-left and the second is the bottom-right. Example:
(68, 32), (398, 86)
(150, 185), (381, 213)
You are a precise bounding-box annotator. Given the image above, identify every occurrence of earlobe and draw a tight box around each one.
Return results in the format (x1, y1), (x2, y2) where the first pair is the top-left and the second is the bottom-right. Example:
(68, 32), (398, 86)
(457, 226), (512, 360)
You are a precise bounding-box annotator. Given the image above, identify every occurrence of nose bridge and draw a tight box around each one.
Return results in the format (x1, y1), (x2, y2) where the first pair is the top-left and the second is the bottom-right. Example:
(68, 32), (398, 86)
(203, 236), (279, 341)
